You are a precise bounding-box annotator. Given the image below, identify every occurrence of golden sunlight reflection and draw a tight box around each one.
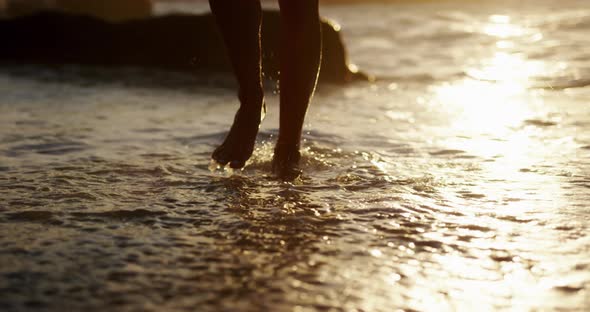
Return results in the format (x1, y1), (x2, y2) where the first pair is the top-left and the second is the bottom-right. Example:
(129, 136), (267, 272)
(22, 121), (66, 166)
(428, 17), (564, 204)
(435, 19), (550, 159)
(483, 14), (525, 38)
(433, 78), (545, 186)
(467, 52), (547, 84)
(434, 79), (530, 136)
(472, 14), (555, 88)
(400, 34), (573, 306)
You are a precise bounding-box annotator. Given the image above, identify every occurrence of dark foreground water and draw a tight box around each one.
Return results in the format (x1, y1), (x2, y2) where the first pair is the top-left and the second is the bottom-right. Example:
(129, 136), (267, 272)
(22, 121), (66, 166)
(1, 0), (589, 311)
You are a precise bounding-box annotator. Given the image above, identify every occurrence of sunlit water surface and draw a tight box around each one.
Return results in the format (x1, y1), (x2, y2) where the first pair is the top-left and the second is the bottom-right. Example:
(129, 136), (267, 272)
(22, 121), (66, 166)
(1, 0), (589, 311)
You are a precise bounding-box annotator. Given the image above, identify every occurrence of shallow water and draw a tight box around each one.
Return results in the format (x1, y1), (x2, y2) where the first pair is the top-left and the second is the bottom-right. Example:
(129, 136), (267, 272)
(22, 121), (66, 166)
(1, 0), (589, 311)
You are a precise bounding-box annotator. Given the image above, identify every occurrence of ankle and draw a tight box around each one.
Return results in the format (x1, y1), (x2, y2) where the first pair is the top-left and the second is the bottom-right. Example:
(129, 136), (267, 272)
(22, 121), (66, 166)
(274, 142), (301, 160)
(276, 135), (300, 150)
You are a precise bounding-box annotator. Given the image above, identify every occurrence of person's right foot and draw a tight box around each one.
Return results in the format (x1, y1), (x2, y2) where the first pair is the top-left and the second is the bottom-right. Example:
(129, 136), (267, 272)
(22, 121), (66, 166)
(212, 103), (265, 169)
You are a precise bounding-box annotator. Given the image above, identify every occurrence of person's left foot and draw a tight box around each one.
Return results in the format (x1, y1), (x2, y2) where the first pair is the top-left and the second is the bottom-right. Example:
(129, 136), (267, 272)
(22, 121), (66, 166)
(272, 143), (302, 180)
(212, 103), (265, 169)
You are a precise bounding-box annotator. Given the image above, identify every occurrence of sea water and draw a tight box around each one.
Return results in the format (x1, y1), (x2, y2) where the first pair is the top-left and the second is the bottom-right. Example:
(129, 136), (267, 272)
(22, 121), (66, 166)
(0, 0), (589, 310)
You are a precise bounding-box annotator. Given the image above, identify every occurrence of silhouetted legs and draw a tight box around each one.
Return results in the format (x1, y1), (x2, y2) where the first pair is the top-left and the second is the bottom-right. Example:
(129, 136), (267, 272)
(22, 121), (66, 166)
(209, 0), (264, 169)
(209, 0), (321, 178)
(273, 0), (322, 178)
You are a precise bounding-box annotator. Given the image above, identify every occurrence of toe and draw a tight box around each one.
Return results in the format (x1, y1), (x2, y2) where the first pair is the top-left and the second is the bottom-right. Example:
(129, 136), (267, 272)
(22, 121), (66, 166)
(212, 147), (229, 165)
(229, 159), (246, 169)
(276, 164), (302, 181)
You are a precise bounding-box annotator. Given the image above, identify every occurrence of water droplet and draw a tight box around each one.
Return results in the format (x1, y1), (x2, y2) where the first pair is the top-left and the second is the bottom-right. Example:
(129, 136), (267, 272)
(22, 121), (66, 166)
(369, 249), (383, 257)
(208, 159), (221, 172)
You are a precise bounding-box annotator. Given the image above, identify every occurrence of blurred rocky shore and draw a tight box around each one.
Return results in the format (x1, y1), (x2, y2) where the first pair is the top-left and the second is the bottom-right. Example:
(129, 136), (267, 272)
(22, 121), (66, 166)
(0, 0), (368, 84)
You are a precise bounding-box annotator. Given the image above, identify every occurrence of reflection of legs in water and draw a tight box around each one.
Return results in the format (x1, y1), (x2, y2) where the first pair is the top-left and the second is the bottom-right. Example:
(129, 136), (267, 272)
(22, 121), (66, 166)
(209, 0), (321, 178)
(273, 0), (322, 178)
(209, 0), (264, 169)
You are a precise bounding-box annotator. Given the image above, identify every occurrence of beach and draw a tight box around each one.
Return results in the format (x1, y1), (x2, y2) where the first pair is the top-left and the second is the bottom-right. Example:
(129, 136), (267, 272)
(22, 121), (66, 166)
(1, 0), (589, 310)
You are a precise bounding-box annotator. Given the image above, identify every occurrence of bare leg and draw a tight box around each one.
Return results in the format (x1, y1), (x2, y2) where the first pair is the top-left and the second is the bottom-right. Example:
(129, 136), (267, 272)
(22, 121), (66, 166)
(209, 0), (264, 169)
(274, 0), (322, 178)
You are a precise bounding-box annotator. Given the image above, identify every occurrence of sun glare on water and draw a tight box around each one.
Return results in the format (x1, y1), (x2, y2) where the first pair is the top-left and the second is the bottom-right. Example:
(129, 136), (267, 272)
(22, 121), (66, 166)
(432, 14), (551, 160)
(366, 15), (576, 310)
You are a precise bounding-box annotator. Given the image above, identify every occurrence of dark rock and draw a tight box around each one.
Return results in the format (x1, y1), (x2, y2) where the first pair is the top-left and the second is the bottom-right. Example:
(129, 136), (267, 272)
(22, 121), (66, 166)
(2, 0), (152, 22)
(0, 11), (369, 84)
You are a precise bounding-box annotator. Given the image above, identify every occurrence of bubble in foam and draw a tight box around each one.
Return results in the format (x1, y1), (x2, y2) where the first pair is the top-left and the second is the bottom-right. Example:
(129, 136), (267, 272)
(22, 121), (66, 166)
(209, 159), (242, 176)
(209, 159), (223, 172)
(225, 166), (234, 175)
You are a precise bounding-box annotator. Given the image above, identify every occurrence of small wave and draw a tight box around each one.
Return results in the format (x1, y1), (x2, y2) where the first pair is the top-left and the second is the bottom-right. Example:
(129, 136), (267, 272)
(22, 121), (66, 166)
(552, 15), (590, 31)
(429, 149), (466, 156)
(494, 214), (535, 224)
(8, 140), (89, 156)
(411, 28), (474, 43)
(464, 72), (590, 91)
(70, 209), (167, 220)
(523, 119), (558, 127)
(134, 127), (167, 133)
(458, 191), (486, 199)
(533, 78), (590, 90)
(553, 285), (584, 293)
(5, 210), (54, 222)
(376, 73), (438, 84)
